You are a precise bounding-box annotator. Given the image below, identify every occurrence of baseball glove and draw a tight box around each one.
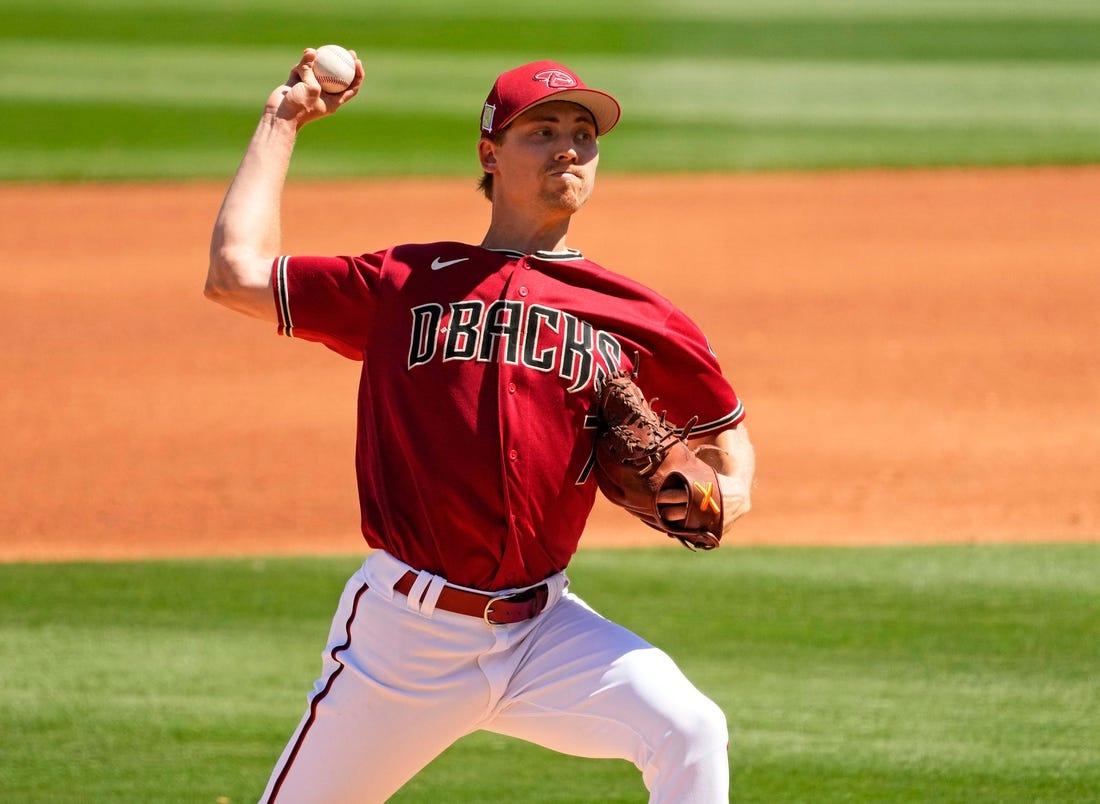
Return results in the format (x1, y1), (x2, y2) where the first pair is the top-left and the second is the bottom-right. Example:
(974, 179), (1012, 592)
(592, 364), (724, 550)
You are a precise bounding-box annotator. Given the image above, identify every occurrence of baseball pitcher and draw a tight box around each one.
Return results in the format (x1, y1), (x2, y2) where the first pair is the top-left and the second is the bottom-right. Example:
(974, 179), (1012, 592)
(205, 50), (755, 803)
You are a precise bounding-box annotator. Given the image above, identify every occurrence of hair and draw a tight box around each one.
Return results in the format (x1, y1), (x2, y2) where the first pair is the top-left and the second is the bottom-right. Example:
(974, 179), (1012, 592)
(477, 128), (507, 201)
(477, 172), (494, 201)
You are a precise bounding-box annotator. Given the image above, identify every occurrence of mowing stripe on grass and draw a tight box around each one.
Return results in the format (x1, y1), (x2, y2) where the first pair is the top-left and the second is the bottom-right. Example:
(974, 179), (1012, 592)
(6, 0), (1100, 178)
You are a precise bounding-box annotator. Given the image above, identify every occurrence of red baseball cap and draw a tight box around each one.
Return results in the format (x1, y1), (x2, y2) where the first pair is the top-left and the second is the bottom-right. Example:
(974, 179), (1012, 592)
(480, 60), (621, 137)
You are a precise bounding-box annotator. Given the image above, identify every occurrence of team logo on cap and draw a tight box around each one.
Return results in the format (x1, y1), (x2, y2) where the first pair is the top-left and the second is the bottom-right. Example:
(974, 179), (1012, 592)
(533, 69), (577, 89)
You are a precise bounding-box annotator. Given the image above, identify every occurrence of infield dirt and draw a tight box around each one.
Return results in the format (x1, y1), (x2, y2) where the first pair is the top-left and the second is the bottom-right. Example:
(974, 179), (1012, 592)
(2, 167), (1098, 561)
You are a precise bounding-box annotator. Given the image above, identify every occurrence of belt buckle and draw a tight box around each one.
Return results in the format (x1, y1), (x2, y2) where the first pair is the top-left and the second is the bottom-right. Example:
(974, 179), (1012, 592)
(483, 586), (544, 626)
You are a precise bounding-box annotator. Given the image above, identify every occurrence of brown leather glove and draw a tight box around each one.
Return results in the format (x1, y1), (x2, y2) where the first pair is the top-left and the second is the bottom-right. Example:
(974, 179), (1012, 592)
(592, 367), (723, 550)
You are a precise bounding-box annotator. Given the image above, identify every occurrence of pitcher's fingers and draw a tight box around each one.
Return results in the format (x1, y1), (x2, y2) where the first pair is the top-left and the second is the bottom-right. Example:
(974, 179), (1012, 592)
(656, 487), (689, 505)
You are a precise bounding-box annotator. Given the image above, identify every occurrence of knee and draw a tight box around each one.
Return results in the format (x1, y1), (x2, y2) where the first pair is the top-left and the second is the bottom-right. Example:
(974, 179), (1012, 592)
(663, 695), (729, 761)
(640, 695), (729, 802)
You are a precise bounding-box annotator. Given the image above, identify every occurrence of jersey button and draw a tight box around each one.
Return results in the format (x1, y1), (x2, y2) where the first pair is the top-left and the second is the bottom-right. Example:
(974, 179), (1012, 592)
(519, 286), (528, 297)
(509, 449), (519, 461)
(508, 382), (517, 394)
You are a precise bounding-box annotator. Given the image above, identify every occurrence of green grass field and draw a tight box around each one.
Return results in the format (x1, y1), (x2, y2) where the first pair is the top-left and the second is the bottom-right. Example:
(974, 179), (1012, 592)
(5, 0), (1100, 179)
(1, 546), (1097, 802)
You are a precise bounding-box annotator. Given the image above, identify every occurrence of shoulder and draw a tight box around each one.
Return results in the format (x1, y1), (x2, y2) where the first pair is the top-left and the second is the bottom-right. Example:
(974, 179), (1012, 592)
(534, 254), (673, 303)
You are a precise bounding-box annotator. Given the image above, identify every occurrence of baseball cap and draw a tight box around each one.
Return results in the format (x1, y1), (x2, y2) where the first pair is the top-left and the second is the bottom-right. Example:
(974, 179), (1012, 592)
(480, 60), (621, 137)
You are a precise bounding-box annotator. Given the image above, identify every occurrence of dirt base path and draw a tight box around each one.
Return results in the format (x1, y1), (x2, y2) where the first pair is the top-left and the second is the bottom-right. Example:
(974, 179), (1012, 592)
(2, 167), (1097, 562)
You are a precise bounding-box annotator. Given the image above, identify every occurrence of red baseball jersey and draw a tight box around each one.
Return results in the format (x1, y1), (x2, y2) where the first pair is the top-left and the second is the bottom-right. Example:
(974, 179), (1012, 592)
(273, 243), (744, 590)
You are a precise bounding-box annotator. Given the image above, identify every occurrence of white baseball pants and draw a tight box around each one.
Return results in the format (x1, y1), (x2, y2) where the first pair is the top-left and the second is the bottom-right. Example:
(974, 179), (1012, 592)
(259, 551), (729, 803)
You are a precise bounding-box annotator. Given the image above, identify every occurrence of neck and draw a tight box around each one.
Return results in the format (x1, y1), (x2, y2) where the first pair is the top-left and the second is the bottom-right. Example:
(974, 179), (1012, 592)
(479, 206), (573, 255)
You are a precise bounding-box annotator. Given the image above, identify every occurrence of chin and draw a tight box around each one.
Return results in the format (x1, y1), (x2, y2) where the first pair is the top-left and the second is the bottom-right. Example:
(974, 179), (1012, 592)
(542, 186), (591, 213)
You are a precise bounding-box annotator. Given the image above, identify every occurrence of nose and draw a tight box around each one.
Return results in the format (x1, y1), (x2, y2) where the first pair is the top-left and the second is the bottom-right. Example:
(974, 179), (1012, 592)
(555, 136), (579, 161)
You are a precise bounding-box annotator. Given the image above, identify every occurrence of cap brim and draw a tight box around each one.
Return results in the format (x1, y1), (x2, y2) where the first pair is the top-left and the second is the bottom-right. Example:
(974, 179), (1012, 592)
(502, 89), (622, 136)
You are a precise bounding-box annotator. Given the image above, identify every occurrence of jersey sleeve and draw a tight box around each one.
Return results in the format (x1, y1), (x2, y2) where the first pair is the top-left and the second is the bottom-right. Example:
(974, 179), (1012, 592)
(272, 253), (385, 360)
(637, 305), (745, 435)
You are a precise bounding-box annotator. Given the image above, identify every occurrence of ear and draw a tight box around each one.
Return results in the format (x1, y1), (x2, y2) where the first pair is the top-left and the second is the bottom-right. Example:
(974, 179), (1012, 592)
(478, 137), (498, 173)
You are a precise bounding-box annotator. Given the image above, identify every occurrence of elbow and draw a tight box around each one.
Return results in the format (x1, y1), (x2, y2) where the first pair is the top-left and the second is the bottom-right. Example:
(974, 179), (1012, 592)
(204, 247), (253, 304)
(203, 260), (232, 305)
(203, 271), (222, 303)
(203, 250), (276, 321)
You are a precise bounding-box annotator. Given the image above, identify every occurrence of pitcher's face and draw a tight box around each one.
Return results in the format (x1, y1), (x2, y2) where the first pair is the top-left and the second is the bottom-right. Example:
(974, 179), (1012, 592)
(482, 101), (600, 214)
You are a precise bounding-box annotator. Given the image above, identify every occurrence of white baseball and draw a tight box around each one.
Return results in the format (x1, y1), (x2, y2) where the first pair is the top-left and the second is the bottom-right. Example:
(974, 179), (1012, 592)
(313, 44), (356, 93)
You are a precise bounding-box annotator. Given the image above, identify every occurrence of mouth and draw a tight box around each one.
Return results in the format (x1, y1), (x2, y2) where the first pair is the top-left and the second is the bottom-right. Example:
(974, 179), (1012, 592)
(548, 168), (582, 181)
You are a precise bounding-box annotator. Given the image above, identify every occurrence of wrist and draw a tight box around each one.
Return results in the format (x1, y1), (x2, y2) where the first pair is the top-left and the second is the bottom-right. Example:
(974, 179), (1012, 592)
(252, 108), (301, 147)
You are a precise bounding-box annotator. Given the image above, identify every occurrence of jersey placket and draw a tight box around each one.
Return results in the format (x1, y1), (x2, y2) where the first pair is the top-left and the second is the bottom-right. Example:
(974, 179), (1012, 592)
(497, 258), (537, 548)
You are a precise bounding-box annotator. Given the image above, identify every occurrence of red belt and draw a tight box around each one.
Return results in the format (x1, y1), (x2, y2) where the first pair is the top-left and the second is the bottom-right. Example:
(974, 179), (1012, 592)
(394, 571), (550, 625)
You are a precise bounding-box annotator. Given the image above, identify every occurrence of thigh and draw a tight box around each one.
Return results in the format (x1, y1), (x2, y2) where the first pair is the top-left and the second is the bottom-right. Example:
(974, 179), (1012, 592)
(486, 591), (718, 764)
(260, 573), (494, 803)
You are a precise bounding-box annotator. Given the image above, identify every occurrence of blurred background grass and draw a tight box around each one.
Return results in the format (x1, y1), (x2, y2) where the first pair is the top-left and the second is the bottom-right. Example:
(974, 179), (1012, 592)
(4, 0), (1100, 179)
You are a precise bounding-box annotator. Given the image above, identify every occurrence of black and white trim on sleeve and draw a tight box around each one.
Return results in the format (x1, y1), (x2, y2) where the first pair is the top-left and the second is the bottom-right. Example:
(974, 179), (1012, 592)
(681, 401), (746, 437)
(275, 256), (294, 338)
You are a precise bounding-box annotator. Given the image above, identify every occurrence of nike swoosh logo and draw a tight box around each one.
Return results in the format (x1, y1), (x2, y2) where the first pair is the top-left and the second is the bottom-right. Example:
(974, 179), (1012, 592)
(431, 257), (469, 271)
